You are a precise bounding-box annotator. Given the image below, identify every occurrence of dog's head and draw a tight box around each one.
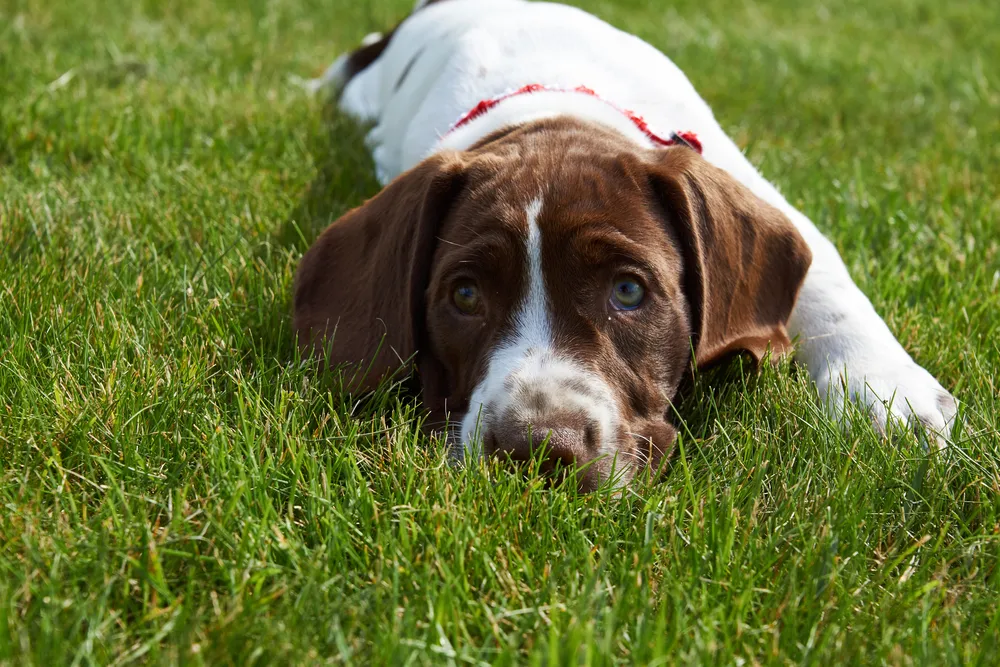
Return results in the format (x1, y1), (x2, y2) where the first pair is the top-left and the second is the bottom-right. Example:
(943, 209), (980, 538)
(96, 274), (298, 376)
(294, 119), (811, 490)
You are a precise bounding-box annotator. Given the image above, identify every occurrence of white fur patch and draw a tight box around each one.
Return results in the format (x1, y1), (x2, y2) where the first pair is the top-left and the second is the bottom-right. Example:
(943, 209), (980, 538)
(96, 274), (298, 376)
(520, 198), (549, 349)
(360, 31), (384, 47)
(459, 198), (618, 460)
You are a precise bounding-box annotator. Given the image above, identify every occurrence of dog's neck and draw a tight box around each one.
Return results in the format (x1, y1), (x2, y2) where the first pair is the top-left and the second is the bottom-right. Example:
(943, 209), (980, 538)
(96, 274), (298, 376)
(435, 86), (663, 154)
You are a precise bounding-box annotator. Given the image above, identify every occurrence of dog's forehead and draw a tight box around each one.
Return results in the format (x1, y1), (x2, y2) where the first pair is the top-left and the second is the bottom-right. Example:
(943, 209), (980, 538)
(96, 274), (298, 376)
(453, 145), (660, 239)
(536, 171), (660, 241)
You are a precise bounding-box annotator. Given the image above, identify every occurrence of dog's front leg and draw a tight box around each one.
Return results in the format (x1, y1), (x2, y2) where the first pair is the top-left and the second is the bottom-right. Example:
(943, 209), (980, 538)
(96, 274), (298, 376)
(784, 209), (958, 446)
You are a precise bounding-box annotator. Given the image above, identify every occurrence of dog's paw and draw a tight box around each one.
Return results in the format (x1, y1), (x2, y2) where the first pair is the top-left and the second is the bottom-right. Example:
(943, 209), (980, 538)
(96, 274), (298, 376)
(813, 354), (958, 448)
(299, 53), (349, 97)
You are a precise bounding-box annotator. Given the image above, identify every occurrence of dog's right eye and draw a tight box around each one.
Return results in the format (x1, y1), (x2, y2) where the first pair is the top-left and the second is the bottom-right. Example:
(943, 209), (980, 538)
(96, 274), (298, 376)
(610, 275), (645, 311)
(452, 280), (481, 315)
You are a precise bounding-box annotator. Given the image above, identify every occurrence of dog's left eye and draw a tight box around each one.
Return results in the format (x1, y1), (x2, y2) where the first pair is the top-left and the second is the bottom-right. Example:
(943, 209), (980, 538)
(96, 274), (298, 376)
(610, 276), (645, 310)
(452, 280), (482, 315)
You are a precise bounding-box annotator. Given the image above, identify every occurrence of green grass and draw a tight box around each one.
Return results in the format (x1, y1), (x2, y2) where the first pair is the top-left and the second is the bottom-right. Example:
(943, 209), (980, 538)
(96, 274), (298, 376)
(2, 0), (999, 662)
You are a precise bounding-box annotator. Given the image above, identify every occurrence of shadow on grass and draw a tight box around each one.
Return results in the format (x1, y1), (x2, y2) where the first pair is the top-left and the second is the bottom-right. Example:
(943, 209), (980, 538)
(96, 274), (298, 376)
(240, 105), (381, 367)
(275, 107), (381, 254)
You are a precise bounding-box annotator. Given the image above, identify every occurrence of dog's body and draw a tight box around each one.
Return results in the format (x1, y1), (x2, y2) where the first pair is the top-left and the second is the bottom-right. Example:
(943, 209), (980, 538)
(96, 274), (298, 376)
(297, 0), (956, 487)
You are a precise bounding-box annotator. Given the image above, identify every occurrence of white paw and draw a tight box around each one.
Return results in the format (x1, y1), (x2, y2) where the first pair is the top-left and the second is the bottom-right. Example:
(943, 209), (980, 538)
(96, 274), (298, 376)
(813, 354), (958, 448)
(299, 53), (349, 97)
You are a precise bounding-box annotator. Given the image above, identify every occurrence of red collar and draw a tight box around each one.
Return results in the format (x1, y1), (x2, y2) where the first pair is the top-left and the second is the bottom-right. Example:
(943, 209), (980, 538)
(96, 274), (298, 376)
(446, 84), (702, 154)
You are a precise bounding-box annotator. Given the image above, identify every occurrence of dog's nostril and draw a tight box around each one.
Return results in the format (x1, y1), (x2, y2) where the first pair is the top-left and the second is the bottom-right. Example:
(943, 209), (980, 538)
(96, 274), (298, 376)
(539, 428), (582, 465)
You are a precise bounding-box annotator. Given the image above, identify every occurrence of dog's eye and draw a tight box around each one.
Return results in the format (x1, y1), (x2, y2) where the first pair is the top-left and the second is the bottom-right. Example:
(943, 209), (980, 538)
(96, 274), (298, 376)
(452, 280), (481, 315)
(610, 276), (645, 310)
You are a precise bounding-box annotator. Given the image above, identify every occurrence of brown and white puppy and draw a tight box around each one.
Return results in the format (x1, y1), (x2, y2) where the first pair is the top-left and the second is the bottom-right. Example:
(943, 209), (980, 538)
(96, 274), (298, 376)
(294, 119), (810, 490)
(295, 0), (958, 489)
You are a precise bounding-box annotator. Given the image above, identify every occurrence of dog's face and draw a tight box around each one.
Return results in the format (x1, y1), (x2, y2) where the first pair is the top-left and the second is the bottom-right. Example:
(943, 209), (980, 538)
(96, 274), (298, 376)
(294, 119), (811, 490)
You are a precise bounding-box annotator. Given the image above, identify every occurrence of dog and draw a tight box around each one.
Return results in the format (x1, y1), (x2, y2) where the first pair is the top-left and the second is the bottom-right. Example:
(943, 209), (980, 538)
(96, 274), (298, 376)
(294, 0), (957, 489)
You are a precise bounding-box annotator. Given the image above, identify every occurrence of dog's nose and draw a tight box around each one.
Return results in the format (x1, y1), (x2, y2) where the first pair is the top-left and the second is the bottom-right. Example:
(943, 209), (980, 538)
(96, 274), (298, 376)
(487, 418), (597, 474)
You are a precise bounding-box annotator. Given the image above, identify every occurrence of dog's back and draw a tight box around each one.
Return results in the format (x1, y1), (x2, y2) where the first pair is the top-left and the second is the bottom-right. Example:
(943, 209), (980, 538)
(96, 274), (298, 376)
(321, 0), (738, 185)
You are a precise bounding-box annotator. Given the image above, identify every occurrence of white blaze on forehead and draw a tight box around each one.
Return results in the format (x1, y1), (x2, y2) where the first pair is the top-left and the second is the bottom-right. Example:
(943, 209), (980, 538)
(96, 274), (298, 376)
(519, 198), (549, 348)
(458, 197), (619, 463)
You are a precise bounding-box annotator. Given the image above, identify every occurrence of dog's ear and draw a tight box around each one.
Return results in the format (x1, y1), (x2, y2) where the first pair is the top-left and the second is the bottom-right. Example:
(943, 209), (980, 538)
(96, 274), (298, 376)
(294, 152), (467, 391)
(647, 148), (812, 368)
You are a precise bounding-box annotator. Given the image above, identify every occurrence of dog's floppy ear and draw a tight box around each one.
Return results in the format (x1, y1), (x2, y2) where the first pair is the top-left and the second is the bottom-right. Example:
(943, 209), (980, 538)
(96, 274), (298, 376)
(647, 148), (812, 367)
(294, 152), (466, 391)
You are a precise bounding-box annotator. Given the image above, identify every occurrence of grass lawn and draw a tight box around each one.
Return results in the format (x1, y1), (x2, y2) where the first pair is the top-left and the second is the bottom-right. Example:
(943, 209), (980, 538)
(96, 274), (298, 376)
(2, 0), (999, 662)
